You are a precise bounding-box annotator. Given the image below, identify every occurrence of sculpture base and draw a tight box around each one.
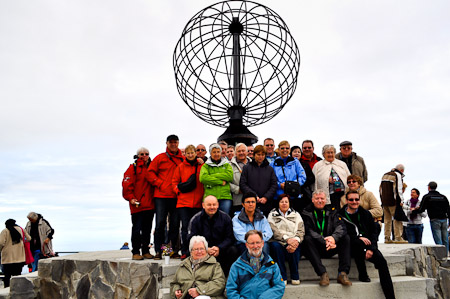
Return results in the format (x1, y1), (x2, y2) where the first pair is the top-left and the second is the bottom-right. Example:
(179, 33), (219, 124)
(217, 121), (258, 146)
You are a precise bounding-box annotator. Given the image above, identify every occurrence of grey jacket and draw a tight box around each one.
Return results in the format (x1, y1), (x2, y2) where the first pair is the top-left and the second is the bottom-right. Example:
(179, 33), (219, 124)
(336, 152), (368, 183)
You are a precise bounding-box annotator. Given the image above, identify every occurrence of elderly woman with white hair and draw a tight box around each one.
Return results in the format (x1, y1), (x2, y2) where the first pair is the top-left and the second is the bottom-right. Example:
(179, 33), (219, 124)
(170, 236), (226, 299)
(200, 143), (233, 215)
(312, 145), (351, 210)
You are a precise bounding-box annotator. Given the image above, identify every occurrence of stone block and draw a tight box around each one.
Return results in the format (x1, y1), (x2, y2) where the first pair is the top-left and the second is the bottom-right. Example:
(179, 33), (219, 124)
(439, 267), (450, 298)
(90, 276), (114, 299)
(0, 287), (10, 299)
(40, 279), (63, 299)
(114, 283), (132, 299)
(75, 274), (90, 299)
(10, 272), (39, 299)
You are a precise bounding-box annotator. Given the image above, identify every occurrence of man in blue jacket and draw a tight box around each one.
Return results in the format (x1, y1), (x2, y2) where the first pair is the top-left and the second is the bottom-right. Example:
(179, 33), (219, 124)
(226, 230), (285, 299)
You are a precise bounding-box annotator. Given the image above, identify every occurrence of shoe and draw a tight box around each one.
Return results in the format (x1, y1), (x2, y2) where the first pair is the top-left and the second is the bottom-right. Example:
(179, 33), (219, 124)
(385, 239), (393, 244)
(171, 253), (181, 259)
(359, 276), (371, 282)
(180, 254), (188, 260)
(132, 254), (143, 260)
(337, 272), (352, 286)
(393, 238), (408, 244)
(319, 272), (329, 286)
(153, 253), (162, 260)
(143, 253), (154, 259)
(291, 280), (300, 285)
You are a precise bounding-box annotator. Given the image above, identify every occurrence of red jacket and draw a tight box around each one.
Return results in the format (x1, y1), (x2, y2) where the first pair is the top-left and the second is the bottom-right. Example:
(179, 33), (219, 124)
(148, 148), (184, 198)
(172, 159), (204, 208)
(122, 159), (154, 214)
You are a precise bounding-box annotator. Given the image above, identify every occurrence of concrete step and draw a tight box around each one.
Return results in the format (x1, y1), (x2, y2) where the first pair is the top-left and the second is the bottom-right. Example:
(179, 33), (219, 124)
(296, 254), (407, 281)
(283, 276), (435, 299)
(0, 287), (10, 299)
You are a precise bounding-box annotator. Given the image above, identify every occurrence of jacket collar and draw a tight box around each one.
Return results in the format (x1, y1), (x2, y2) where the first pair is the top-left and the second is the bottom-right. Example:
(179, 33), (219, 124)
(273, 156), (295, 166)
(237, 207), (264, 223)
(205, 156), (228, 167)
(249, 158), (269, 167)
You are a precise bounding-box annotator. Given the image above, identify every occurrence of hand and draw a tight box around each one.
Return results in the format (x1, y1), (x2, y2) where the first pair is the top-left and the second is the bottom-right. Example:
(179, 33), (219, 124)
(130, 199), (137, 205)
(286, 245), (295, 253)
(359, 237), (371, 246)
(222, 181), (226, 186)
(365, 250), (373, 260)
(257, 196), (262, 203)
(324, 236), (336, 251)
(188, 288), (200, 298)
(280, 183), (285, 190)
(44, 238), (50, 244)
(197, 158), (205, 164)
(175, 289), (183, 299)
(260, 197), (267, 204)
(208, 246), (220, 257)
(287, 238), (299, 248)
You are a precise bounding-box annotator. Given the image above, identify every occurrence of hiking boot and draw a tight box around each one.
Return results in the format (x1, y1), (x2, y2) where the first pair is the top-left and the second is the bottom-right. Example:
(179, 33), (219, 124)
(132, 254), (143, 260)
(337, 272), (352, 286)
(291, 280), (300, 285)
(153, 253), (162, 260)
(143, 253), (154, 259)
(319, 272), (329, 286)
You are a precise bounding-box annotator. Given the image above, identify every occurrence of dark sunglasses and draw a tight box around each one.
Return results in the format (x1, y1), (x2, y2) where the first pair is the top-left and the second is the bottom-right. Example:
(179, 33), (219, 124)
(196, 149), (206, 152)
(347, 180), (358, 184)
(302, 146), (312, 149)
(347, 198), (360, 202)
(139, 153), (149, 156)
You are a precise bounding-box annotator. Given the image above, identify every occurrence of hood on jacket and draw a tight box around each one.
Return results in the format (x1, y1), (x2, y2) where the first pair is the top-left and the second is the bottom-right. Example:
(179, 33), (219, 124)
(230, 156), (252, 168)
(273, 156), (295, 166)
(205, 156), (228, 167)
(237, 207), (265, 224)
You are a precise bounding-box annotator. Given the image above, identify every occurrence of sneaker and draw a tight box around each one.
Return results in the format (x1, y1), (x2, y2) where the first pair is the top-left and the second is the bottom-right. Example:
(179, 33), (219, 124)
(153, 253), (162, 260)
(132, 254), (143, 260)
(143, 253), (154, 259)
(291, 280), (300, 285)
(180, 254), (188, 260)
(171, 253), (181, 259)
(337, 272), (352, 286)
(319, 272), (329, 286)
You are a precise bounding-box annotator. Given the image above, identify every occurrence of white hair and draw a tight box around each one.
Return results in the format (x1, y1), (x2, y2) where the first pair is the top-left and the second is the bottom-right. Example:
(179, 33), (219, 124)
(209, 143), (221, 152)
(313, 189), (326, 198)
(395, 164), (405, 172)
(322, 144), (336, 156)
(189, 236), (208, 252)
(235, 143), (247, 151)
(27, 212), (38, 221)
(136, 147), (149, 155)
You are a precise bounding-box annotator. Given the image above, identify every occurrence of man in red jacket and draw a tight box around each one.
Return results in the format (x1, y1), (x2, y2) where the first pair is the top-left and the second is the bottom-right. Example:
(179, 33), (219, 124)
(148, 135), (184, 259)
(122, 147), (155, 260)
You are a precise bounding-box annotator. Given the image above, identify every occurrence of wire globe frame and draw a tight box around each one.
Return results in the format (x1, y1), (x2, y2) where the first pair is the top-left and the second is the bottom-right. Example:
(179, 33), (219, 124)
(173, 0), (300, 128)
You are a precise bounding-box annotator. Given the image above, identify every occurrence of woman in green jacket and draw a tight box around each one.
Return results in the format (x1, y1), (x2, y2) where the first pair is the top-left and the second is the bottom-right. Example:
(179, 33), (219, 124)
(200, 143), (233, 215)
(171, 236), (226, 299)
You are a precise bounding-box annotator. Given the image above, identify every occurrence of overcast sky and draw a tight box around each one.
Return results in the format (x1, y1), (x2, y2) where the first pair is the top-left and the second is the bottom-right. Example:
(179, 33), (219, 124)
(1, 0), (449, 252)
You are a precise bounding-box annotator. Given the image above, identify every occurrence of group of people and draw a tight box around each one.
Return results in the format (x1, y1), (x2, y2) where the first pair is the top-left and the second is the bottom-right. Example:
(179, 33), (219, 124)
(0, 213), (54, 287)
(122, 134), (450, 299)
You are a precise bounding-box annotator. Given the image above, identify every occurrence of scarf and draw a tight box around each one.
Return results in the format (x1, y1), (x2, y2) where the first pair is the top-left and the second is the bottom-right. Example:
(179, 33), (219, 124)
(190, 255), (209, 273)
(5, 219), (22, 245)
(248, 252), (264, 273)
(410, 198), (419, 220)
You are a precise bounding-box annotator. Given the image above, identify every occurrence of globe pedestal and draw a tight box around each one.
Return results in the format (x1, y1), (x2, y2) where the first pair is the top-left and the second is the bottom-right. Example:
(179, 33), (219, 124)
(217, 119), (258, 146)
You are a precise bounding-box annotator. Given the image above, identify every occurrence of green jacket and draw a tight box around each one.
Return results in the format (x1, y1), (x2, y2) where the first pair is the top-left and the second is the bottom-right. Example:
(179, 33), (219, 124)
(170, 255), (226, 299)
(199, 157), (233, 200)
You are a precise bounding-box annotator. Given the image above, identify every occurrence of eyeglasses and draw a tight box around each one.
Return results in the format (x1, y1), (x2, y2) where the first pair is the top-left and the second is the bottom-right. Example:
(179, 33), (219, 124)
(139, 153), (149, 156)
(342, 146), (352, 150)
(248, 150), (254, 152)
(244, 201), (256, 204)
(280, 147), (290, 150)
(265, 144), (274, 147)
(191, 248), (206, 252)
(247, 241), (263, 246)
(302, 146), (312, 150)
(196, 149), (206, 152)
(347, 198), (360, 202)
(347, 180), (357, 184)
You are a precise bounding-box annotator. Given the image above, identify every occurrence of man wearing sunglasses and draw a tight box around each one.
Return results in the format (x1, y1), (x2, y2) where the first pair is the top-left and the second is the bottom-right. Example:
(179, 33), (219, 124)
(196, 144), (207, 162)
(300, 139), (322, 170)
(336, 141), (368, 183)
(264, 138), (277, 164)
(339, 191), (395, 299)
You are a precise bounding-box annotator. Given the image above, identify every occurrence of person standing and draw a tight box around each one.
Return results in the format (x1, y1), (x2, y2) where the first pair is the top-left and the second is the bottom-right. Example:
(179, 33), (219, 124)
(335, 141), (368, 183)
(379, 164), (407, 243)
(300, 140), (322, 170)
(229, 143), (252, 216)
(339, 191), (395, 299)
(0, 219), (31, 287)
(264, 138), (278, 164)
(413, 181), (449, 252)
(24, 212), (55, 271)
(404, 188), (427, 244)
(148, 134), (184, 259)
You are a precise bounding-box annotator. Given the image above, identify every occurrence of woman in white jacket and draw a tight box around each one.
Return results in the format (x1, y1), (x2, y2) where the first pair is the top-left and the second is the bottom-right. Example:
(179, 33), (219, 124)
(312, 145), (350, 209)
(403, 188), (427, 244)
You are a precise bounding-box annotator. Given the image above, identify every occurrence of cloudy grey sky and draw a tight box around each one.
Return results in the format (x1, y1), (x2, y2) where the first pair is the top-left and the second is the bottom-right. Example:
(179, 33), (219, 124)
(1, 0), (449, 251)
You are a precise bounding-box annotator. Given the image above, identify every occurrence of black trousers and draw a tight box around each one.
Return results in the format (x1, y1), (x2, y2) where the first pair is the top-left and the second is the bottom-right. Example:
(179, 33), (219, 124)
(154, 197), (180, 254)
(302, 234), (351, 276)
(351, 238), (395, 299)
(216, 245), (239, 276)
(3, 263), (23, 287)
(131, 209), (154, 255)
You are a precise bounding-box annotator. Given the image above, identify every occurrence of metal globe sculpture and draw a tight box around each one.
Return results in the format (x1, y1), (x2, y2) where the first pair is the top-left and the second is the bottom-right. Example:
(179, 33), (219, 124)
(173, 0), (300, 144)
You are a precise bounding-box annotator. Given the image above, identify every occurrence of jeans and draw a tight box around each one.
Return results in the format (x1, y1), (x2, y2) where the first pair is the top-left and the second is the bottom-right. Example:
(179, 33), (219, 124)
(31, 250), (40, 272)
(218, 199), (232, 216)
(154, 197), (179, 254)
(269, 241), (301, 280)
(406, 224), (424, 244)
(430, 219), (449, 252)
(131, 209), (154, 255)
(177, 207), (201, 255)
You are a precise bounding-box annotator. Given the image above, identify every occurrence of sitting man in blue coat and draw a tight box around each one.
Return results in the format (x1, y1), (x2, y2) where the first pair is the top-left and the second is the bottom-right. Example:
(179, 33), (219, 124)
(188, 195), (239, 275)
(226, 230), (285, 299)
(232, 192), (273, 255)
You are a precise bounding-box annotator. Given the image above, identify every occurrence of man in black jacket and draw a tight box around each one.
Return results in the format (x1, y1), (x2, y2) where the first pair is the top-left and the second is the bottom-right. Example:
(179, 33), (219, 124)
(187, 195), (238, 275)
(413, 181), (449, 252)
(339, 191), (395, 299)
(301, 190), (352, 286)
